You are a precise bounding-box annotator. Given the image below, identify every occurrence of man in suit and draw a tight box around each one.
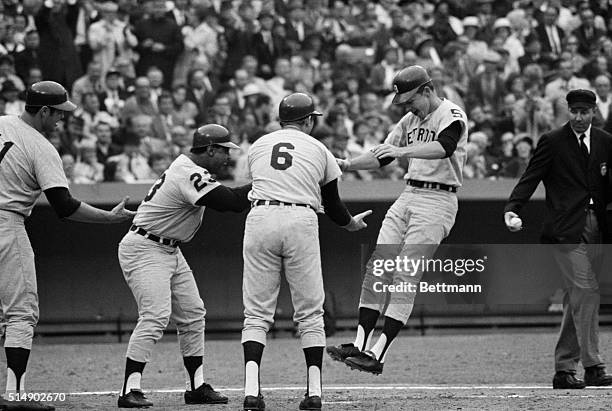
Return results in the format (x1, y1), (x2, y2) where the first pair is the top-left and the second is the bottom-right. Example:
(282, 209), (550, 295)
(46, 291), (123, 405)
(535, 6), (565, 61)
(572, 8), (605, 57)
(504, 89), (612, 389)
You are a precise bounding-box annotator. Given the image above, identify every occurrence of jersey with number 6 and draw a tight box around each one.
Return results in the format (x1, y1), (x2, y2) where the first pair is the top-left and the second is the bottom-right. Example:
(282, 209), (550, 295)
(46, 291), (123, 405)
(385, 98), (468, 186)
(132, 154), (221, 242)
(247, 128), (341, 210)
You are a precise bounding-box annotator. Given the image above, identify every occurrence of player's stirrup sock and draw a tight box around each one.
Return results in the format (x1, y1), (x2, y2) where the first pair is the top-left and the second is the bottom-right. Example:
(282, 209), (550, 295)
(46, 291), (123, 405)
(122, 358), (146, 395)
(5, 347), (30, 392)
(354, 307), (379, 351)
(243, 341), (265, 397)
(370, 316), (404, 363)
(303, 346), (323, 397)
(183, 356), (204, 391)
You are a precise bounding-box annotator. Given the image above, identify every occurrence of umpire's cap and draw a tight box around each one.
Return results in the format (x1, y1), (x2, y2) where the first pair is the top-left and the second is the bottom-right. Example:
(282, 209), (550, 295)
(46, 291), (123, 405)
(392, 65), (432, 105)
(25, 81), (77, 111)
(278, 92), (322, 122)
(191, 124), (240, 151)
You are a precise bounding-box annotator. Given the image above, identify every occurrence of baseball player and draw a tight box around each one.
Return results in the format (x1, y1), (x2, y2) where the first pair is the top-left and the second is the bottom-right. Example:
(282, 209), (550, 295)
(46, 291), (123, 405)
(0, 81), (135, 411)
(117, 124), (251, 408)
(326, 65), (468, 374)
(241, 93), (371, 411)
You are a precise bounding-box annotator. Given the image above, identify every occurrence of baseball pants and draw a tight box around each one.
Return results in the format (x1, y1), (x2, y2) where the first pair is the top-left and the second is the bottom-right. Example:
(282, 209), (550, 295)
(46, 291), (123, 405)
(118, 232), (206, 363)
(242, 205), (325, 348)
(359, 186), (458, 323)
(0, 210), (38, 350)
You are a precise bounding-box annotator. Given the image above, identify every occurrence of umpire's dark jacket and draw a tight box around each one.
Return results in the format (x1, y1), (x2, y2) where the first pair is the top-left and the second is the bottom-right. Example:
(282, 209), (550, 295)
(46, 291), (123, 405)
(504, 123), (612, 243)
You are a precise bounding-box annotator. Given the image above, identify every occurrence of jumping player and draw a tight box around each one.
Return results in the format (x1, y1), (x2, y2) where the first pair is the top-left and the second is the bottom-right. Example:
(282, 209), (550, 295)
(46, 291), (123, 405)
(326, 65), (468, 375)
(241, 93), (371, 411)
(0, 81), (135, 411)
(116, 124), (251, 408)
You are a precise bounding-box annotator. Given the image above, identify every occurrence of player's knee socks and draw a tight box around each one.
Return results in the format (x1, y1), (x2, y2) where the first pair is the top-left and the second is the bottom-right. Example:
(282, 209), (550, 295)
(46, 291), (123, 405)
(183, 356), (203, 391)
(5, 347), (30, 392)
(303, 346), (323, 397)
(122, 357), (146, 395)
(354, 307), (379, 351)
(243, 341), (264, 397)
(370, 316), (404, 363)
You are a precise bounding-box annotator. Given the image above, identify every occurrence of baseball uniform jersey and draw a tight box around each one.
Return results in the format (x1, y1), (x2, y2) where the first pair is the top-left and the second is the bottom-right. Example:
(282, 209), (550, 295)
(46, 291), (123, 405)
(0, 115), (69, 350)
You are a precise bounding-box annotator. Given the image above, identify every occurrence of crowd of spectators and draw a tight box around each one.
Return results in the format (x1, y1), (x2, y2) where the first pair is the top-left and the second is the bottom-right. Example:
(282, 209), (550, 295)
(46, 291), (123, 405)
(1, 0), (612, 182)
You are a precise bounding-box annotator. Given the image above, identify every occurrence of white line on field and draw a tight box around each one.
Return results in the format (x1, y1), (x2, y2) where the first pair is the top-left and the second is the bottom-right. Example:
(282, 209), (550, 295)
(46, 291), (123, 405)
(68, 384), (612, 396)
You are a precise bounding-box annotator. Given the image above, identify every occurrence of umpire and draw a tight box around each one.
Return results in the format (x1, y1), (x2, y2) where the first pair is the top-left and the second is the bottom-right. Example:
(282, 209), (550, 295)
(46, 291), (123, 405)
(504, 89), (612, 389)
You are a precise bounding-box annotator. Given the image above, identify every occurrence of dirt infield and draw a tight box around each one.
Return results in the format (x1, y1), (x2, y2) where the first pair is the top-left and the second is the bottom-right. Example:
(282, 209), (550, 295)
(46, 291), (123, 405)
(2, 330), (612, 410)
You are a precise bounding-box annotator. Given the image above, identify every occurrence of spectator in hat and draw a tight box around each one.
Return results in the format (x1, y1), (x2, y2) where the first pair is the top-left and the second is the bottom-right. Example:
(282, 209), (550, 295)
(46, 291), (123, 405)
(493, 17), (524, 65)
(461, 16), (488, 67)
(100, 68), (129, 118)
(253, 10), (280, 79)
(414, 35), (441, 67)
(466, 50), (506, 115)
(2, 80), (24, 116)
(13, 29), (40, 83)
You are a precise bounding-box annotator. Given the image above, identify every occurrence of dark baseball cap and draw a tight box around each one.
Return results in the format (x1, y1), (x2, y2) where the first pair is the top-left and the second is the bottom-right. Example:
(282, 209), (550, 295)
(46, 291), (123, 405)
(566, 89), (596, 109)
(26, 81), (77, 111)
(191, 124), (240, 150)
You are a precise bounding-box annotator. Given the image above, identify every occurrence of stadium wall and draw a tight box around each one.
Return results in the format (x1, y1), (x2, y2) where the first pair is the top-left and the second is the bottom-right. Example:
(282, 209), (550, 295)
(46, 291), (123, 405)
(28, 180), (612, 333)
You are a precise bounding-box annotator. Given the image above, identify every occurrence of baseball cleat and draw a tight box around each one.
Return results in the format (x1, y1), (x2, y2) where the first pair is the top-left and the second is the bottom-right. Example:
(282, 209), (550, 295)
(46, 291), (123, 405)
(344, 350), (384, 375)
(326, 343), (360, 362)
(299, 394), (322, 410)
(552, 372), (586, 389)
(584, 367), (612, 386)
(185, 382), (228, 404)
(243, 393), (265, 410)
(0, 396), (55, 410)
(117, 389), (153, 408)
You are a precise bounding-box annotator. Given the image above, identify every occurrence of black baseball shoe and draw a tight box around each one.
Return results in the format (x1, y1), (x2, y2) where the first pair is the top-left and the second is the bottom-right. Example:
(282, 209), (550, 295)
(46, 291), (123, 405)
(344, 350), (384, 375)
(552, 371), (586, 389)
(299, 393), (322, 410)
(185, 382), (228, 404)
(117, 389), (153, 408)
(243, 393), (265, 411)
(326, 343), (360, 362)
(0, 396), (55, 410)
(584, 366), (612, 386)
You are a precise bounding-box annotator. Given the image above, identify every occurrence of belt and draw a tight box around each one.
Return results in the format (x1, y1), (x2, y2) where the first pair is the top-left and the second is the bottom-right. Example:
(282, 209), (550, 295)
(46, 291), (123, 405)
(407, 179), (457, 193)
(251, 199), (315, 211)
(130, 225), (180, 247)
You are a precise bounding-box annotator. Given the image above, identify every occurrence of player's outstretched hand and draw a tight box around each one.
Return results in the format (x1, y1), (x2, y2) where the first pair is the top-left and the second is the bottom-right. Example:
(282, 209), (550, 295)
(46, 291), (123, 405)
(110, 196), (137, 222)
(336, 158), (351, 172)
(504, 211), (523, 232)
(371, 144), (402, 159)
(343, 210), (373, 232)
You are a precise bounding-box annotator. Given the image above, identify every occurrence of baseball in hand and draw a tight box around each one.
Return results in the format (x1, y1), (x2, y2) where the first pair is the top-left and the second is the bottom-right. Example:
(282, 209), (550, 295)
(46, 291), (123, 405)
(509, 217), (522, 229)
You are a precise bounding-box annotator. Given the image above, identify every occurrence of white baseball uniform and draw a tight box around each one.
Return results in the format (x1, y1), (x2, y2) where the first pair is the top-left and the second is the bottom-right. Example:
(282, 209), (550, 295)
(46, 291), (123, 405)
(0, 115), (68, 349)
(360, 98), (468, 323)
(118, 154), (221, 363)
(242, 128), (341, 348)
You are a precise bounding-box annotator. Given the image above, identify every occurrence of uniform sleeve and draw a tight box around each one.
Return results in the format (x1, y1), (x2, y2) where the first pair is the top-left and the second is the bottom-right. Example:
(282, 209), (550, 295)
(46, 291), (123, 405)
(35, 144), (69, 191)
(384, 120), (405, 146)
(181, 166), (221, 206)
(438, 105), (467, 138)
(321, 147), (342, 186)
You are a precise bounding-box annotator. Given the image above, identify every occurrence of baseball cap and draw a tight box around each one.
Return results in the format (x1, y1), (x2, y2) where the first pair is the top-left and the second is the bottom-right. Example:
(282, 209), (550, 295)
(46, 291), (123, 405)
(462, 16), (479, 28)
(392, 65), (432, 105)
(191, 124), (240, 150)
(25, 81), (77, 111)
(566, 89), (596, 109)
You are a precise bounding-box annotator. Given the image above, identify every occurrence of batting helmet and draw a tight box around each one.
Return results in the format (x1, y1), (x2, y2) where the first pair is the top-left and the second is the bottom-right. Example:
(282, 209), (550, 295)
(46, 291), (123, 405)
(391, 65), (432, 105)
(191, 124), (240, 151)
(278, 92), (322, 122)
(25, 81), (76, 111)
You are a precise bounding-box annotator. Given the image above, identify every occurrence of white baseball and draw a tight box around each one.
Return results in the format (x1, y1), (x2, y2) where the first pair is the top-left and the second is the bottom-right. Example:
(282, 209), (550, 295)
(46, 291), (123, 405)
(509, 217), (522, 229)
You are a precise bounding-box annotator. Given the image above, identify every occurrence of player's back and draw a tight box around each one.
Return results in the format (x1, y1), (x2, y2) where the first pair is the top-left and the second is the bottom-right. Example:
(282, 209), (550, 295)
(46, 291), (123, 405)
(0, 115), (67, 217)
(248, 128), (338, 210)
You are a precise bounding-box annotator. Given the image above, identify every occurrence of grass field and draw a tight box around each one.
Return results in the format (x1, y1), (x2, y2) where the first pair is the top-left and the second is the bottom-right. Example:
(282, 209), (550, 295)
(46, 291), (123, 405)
(2, 329), (612, 410)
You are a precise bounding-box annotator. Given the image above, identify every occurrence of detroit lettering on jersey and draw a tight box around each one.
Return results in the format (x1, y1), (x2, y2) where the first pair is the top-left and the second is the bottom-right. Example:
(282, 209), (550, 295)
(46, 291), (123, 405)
(385, 100), (468, 187)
